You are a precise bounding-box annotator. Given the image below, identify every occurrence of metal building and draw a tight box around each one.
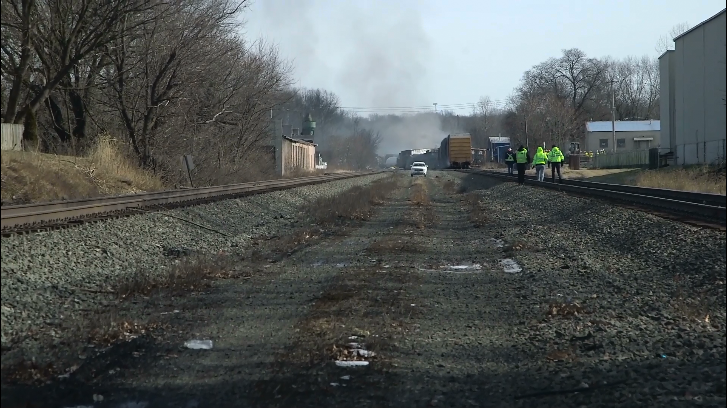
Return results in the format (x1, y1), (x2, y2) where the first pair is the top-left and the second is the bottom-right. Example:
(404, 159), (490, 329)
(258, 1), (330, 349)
(659, 8), (726, 165)
(281, 135), (317, 173)
(585, 121), (661, 152)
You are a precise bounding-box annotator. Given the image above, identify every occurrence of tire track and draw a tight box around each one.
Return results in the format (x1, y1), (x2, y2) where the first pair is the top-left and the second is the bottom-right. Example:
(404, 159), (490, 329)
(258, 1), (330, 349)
(249, 176), (438, 407)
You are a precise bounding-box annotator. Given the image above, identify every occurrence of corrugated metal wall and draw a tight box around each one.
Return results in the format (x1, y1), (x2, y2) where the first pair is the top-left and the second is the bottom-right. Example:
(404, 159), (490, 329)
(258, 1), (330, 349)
(282, 138), (316, 172)
(1, 124), (24, 151)
(592, 150), (649, 169)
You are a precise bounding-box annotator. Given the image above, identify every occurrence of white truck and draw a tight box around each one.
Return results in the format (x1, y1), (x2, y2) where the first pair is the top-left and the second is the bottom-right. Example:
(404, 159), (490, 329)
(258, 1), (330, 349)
(410, 161), (428, 177)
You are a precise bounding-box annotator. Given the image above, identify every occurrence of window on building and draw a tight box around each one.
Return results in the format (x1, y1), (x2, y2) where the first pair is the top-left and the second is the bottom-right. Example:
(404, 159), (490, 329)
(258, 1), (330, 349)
(599, 139), (608, 148)
(617, 138), (626, 148)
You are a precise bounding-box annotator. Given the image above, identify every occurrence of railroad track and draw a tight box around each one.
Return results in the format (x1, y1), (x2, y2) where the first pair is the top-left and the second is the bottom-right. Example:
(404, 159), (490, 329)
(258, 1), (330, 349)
(1, 172), (377, 235)
(464, 170), (727, 227)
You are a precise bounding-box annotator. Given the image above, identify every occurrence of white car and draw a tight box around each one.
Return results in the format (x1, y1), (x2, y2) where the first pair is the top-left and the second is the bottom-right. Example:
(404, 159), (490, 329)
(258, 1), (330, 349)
(410, 161), (428, 177)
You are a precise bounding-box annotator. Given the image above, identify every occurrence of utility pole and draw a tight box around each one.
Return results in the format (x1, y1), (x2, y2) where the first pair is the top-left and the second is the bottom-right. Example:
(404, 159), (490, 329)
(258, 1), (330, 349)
(610, 78), (617, 153)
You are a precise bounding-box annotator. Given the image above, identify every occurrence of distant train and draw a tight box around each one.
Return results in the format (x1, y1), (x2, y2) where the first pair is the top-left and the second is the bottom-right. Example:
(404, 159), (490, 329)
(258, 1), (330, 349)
(397, 133), (478, 170)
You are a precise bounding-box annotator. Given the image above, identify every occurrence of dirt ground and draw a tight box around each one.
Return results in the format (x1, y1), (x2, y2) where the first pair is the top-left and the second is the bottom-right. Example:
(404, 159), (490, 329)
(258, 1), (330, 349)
(2, 171), (724, 408)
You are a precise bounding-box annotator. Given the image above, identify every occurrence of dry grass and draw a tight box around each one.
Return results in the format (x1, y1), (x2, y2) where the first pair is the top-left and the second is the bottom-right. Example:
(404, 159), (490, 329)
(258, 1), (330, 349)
(2, 308), (164, 386)
(464, 193), (489, 227)
(409, 178), (430, 206)
(308, 175), (399, 224)
(1, 135), (163, 204)
(633, 165), (726, 194)
(407, 178), (437, 229)
(367, 236), (422, 254)
(282, 167), (328, 179)
(442, 179), (458, 194)
(246, 175), (400, 262)
(264, 266), (420, 376)
(546, 301), (586, 317)
(114, 255), (241, 300)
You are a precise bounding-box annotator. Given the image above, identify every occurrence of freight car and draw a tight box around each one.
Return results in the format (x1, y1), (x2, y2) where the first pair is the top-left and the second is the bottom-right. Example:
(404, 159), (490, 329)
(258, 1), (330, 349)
(438, 133), (472, 169)
(408, 149), (439, 169)
(397, 150), (412, 169)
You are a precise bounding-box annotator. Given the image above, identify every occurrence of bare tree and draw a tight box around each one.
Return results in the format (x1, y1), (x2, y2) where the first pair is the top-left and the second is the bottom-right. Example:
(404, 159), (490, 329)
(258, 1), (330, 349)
(655, 22), (690, 54)
(1, 0), (160, 125)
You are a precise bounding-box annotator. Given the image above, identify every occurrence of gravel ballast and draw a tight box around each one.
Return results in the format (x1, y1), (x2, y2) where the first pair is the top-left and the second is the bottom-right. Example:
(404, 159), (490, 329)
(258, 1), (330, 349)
(0, 173), (387, 365)
(2, 170), (725, 408)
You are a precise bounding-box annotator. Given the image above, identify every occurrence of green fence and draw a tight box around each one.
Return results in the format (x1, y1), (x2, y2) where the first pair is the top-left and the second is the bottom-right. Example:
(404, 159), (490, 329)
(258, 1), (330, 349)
(591, 150), (649, 169)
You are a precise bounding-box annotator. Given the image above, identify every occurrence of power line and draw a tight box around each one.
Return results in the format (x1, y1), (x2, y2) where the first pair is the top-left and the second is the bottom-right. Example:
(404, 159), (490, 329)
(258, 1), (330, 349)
(336, 100), (507, 112)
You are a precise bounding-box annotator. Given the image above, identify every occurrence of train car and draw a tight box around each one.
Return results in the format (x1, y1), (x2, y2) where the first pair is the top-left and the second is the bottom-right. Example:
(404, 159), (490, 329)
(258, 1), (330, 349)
(471, 148), (487, 167)
(439, 133), (472, 169)
(408, 149), (438, 169)
(397, 150), (412, 169)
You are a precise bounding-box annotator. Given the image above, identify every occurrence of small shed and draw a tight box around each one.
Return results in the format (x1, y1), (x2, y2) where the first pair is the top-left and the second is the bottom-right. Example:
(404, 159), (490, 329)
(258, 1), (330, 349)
(282, 135), (317, 172)
(488, 136), (511, 162)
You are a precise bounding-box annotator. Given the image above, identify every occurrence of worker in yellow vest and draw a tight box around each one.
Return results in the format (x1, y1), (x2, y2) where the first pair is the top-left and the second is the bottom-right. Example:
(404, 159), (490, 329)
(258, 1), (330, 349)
(531, 146), (548, 182)
(545, 149), (551, 169)
(504, 147), (516, 175)
(515, 145), (530, 185)
(548, 145), (565, 183)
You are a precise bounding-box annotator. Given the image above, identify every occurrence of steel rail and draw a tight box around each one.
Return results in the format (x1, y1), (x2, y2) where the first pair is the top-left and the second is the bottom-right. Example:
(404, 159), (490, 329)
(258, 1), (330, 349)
(464, 170), (726, 225)
(470, 169), (725, 207)
(1, 172), (377, 231)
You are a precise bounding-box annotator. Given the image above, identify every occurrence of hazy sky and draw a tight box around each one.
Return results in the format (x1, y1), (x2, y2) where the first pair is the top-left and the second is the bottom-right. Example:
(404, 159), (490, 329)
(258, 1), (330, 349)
(241, 0), (726, 115)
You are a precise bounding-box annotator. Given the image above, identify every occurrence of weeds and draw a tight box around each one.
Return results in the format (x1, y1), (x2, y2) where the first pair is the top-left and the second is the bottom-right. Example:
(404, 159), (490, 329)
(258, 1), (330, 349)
(634, 165), (726, 194)
(115, 255), (237, 300)
(1, 135), (163, 204)
(367, 236), (423, 254)
(407, 178), (437, 229)
(442, 180), (458, 194)
(409, 179), (430, 206)
(546, 301), (586, 317)
(308, 176), (399, 224)
(267, 266), (419, 373)
(465, 193), (489, 227)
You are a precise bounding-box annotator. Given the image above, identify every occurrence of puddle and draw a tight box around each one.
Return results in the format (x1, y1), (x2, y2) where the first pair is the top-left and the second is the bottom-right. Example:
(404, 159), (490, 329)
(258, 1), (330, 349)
(500, 259), (522, 273)
(419, 263), (482, 273)
(184, 340), (213, 350)
(335, 360), (369, 367)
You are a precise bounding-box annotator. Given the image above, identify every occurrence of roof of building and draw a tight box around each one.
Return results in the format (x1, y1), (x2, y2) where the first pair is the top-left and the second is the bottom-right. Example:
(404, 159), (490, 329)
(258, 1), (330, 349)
(586, 120), (660, 132)
(488, 136), (510, 144)
(658, 49), (674, 60)
(283, 135), (317, 146)
(673, 8), (726, 41)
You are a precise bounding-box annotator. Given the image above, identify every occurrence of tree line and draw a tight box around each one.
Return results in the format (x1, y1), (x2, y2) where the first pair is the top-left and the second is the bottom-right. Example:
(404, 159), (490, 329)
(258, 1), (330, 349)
(281, 45), (668, 160)
(1, 2), (689, 179)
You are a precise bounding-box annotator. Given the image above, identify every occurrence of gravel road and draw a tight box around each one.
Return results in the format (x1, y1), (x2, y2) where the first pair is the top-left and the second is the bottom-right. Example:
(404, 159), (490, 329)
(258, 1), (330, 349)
(2, 170), (725, 408)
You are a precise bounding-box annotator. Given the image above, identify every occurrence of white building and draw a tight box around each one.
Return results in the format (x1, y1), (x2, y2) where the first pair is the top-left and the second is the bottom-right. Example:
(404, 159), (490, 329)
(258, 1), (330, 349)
(659, 8), (726, 165)
(585, 121), (661, 152)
